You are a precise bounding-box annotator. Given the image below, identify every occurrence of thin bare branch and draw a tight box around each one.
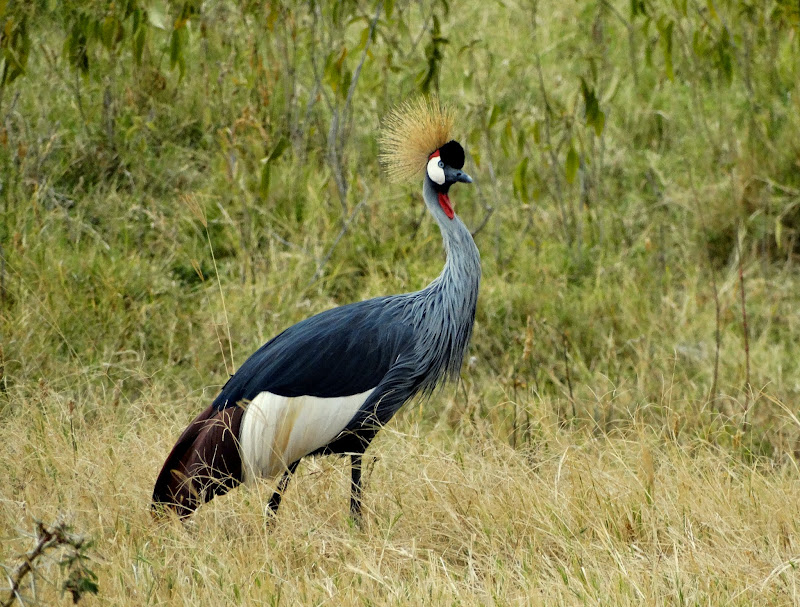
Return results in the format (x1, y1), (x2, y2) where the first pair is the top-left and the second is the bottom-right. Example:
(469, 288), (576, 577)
(307, 183), (371, 287)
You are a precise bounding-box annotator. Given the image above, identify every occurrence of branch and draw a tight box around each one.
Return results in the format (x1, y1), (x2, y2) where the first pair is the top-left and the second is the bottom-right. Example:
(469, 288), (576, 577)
(470, 204), (494, 237)
(340, 0), (384, 145)
(735, 225), (751, 428)
(529, 0), (570, 246)
(307, 183), (371, 287)
(327, 0), (384, 212)
(2, 521), (95, 607)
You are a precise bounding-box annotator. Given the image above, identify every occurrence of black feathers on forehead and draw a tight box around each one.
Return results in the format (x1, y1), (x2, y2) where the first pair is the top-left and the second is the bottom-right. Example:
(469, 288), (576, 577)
(438, 140), (465, 169)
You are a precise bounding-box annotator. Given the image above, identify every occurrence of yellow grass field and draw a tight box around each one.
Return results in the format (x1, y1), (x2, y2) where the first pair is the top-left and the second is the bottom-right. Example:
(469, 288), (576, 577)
(3, 383), (800, 605)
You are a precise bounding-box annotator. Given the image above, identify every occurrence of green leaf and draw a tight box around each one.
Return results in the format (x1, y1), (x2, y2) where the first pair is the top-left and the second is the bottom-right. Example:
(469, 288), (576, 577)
(259, 163), (271, 199)
(488, 104), (501, 129)
(513, 157), (529, 203)
(169, 29), (180, 68)
(630, 0), (648, 18)
(659, 19), (674, 81)
(267, 137), (289, 163)
(101, 16), (116, 49)
(169, 28), (186, 77)
(716, 29), (733, 84)
(357, 25), (370, 51)
(532, 120), (541, 145)
(594, 110), (605, 137)
(259, 137), (290, 199)
(133, 25), (146, 64)
(565, 147), (579, 184)
(339, 66), (352, 100)
(324, 48), (347, 94)
(580, 77), (603, 134)
(65, 18), (89, 74)
(1, 15), (30, 83)
(692, 30), (703, 57)
(706, 0), (718, 20)
(502, 119), (513, 155)
(603, 71), (620, 104)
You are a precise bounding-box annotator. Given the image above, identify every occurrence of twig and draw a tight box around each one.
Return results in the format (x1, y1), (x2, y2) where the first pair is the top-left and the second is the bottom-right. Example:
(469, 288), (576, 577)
(0, 345), (5, 394)
(469, 149), (496, 237)
(208, 229), (235, 374)
(73, 71), (90, 139)
(562, 331), (575, 420)
(710, 270), (721, 405)
(408, 9), (433, 54)
(2, 525), (57, 607)
(267, 229), (306, 252)
(470, 204), (494, 237)
(1, 521), (94, 607)
(598, 0), (638, 86)
(688, 167), (721, 406)
(735, 226), (751, 428)
(307, 184), (370, 287)
(340, 0), (383, 147)
(327, 0), (384, 212)
(0, 241), (5, 310)
(529, 0), (570, 246)
(184, 195), (235, 374)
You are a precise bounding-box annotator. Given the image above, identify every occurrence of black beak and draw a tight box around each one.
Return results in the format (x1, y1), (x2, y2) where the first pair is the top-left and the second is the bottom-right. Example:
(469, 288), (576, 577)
(445, 166), (473, 184)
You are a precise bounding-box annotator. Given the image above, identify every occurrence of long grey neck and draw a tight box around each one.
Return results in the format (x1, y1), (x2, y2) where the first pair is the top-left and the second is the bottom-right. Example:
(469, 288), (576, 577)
(422, 176), (481, 294)
(408, 177), (481, 390)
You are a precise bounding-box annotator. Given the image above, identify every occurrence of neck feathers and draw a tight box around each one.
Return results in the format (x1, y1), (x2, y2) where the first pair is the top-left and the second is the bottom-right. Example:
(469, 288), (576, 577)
(410, 177), (481, 391)
(422, 176), (481, 289)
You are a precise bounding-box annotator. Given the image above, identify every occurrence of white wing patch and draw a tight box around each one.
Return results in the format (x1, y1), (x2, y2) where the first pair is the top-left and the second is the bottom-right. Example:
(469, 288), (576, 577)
(239, 388), (375, 481)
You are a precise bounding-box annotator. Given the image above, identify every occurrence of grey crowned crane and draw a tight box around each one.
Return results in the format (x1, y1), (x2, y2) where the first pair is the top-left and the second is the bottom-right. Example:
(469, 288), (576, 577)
(151, 100), (481, 523)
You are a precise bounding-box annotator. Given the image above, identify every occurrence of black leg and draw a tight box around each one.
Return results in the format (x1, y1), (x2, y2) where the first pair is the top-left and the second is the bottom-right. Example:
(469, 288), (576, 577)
(350, 453), (363, 525)
(267, 460), (300, 516)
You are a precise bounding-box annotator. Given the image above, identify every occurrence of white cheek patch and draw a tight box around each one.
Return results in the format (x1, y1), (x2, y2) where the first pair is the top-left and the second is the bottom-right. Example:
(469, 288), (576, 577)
(427, 156), (446, 185)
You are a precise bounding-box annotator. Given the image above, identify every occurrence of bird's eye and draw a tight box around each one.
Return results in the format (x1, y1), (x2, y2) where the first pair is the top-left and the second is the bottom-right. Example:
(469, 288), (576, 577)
(438, 161), (444, 168)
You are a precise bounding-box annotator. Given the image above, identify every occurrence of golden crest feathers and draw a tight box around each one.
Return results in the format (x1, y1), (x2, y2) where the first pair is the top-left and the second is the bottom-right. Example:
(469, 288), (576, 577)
(379, 98), (454, 183)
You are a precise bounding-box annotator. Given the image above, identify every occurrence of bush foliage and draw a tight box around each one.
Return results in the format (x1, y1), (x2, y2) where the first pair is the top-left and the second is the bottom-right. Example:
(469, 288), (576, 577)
(3, 0), (799, 433)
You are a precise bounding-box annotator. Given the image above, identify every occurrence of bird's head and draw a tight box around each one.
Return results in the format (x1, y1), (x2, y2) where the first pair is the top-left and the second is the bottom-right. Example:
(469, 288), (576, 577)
(425, 140), (472, 219)
(379, 99), (472, 219)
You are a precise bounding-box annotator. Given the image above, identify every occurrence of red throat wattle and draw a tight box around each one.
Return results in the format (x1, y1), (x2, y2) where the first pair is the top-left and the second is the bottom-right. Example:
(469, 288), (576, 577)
(438, 192), (454, 219)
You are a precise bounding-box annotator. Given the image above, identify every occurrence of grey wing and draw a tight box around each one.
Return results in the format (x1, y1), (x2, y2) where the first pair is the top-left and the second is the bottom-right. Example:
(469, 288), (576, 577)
(212, 296), (417, 410)
(319, 350), (427, 455)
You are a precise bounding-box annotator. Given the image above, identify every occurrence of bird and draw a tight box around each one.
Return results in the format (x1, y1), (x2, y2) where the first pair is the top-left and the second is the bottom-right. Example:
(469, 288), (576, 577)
(151, 99), (481, 523)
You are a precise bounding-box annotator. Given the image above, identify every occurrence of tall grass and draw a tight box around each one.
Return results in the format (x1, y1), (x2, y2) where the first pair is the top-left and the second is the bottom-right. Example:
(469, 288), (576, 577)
(1, 0), (800, 604)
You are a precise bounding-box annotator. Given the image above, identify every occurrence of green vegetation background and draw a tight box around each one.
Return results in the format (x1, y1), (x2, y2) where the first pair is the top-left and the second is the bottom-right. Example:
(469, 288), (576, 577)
(4, 0), (799, 447)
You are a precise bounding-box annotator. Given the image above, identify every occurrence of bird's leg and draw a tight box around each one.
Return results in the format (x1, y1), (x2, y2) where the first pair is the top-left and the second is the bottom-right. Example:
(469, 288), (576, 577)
(266, 460), (300, 518)
(349, 453), (363, 525)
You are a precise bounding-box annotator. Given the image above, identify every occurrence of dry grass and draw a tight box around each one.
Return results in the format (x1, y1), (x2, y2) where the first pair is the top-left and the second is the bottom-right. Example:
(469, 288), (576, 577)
(2, 0), (800, 604)
(3, 380), (800, 605)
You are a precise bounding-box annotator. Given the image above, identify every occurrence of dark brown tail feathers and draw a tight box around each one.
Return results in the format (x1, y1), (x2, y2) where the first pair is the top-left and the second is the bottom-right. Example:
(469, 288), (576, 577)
(151, 405), (245, 519)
